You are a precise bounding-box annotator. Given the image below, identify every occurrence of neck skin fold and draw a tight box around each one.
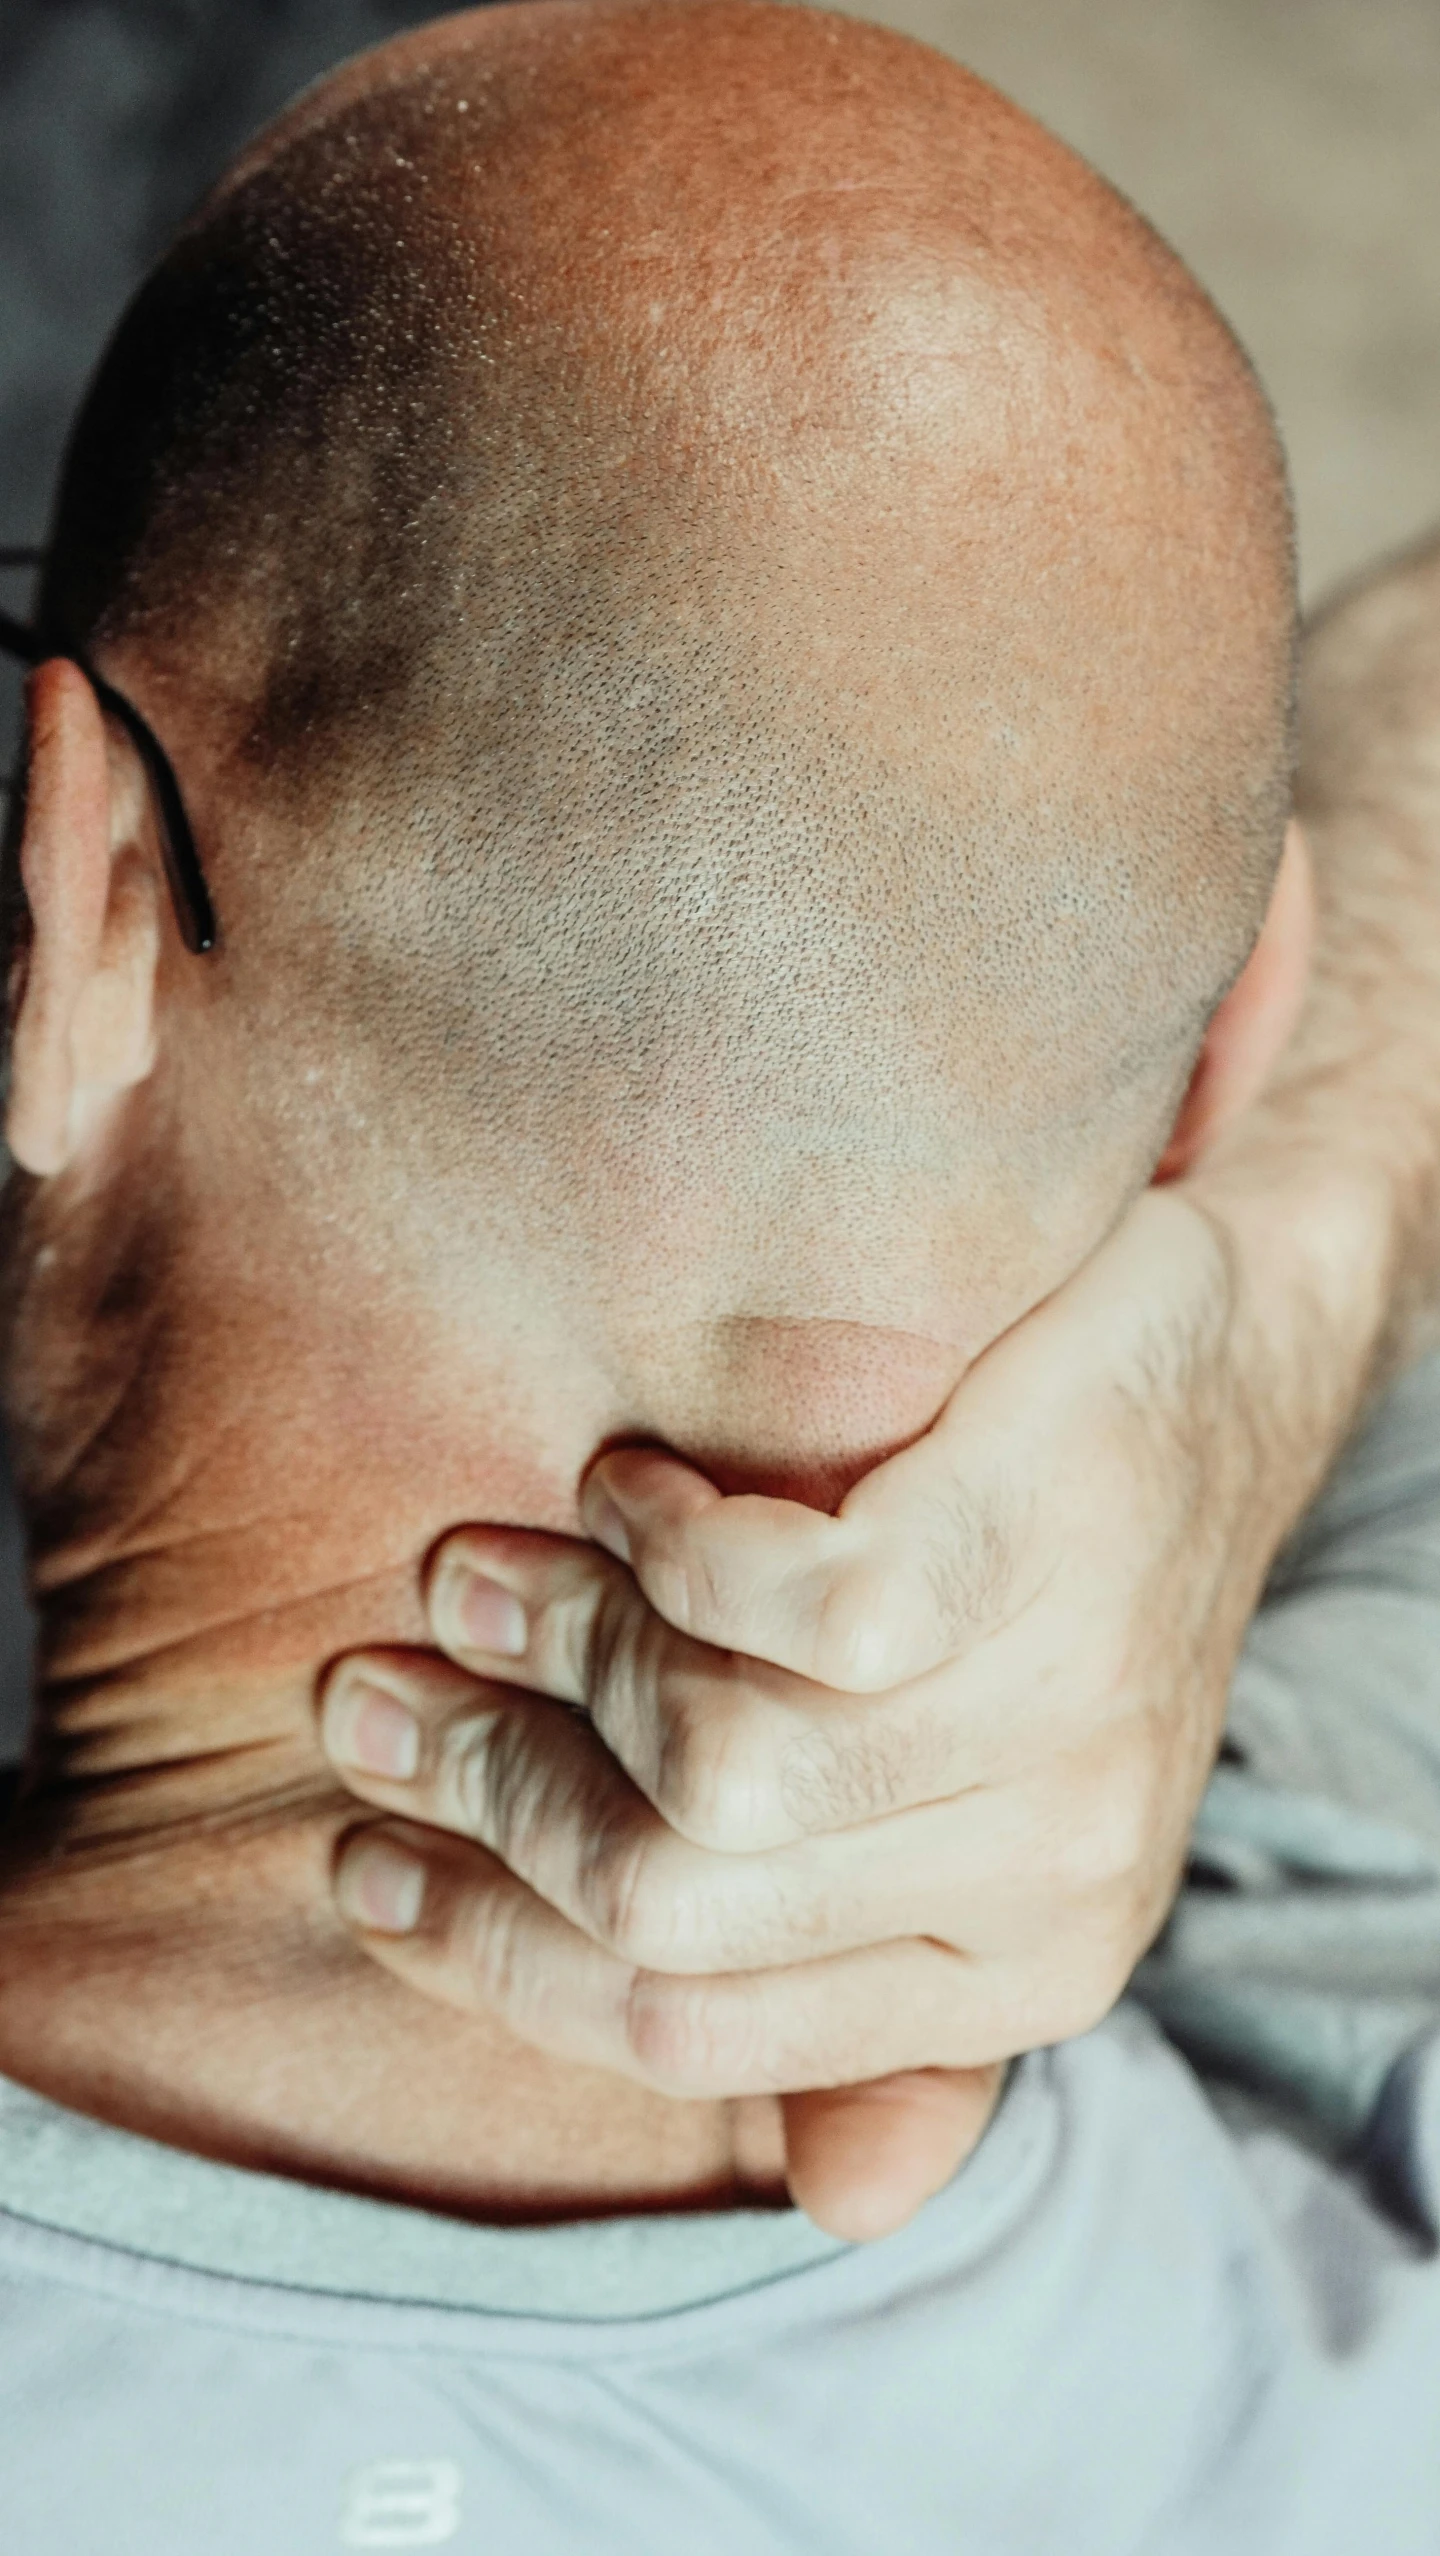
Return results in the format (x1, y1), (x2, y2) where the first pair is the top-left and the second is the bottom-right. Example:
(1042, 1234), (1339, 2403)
(0, 1535), (799, 2223)
(0, 1304), (804, 2219)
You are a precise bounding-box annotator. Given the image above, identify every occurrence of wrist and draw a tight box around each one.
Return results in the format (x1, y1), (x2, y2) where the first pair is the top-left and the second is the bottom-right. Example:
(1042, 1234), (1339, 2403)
(1180, 1140), (1397, 1526)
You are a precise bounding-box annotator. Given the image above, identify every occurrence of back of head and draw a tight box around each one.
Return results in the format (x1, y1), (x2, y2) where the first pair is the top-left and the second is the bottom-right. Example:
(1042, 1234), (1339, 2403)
(15, 0), (1295, 1497)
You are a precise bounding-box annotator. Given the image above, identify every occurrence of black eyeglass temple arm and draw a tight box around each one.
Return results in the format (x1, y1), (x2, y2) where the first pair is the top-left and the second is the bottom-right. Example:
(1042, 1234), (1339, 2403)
(0, 555), (218, 955)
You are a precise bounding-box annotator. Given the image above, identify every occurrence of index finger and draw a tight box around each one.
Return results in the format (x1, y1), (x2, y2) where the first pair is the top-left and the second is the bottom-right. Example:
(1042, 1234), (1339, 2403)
(581, 1418), (1020, 1693)
(582, 1185), (1231, 1687)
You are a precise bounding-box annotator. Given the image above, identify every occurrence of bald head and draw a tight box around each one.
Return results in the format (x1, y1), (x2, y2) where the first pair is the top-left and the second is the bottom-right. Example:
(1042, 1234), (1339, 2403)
(20, 2), (1295, 1432)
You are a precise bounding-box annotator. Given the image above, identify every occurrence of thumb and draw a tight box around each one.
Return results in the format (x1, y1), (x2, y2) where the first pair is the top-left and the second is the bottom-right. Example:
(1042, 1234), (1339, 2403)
(781, 2066), (1005, 2242)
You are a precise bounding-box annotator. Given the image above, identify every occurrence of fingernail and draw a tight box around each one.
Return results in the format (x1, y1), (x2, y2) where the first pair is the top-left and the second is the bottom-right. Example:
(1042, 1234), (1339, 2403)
(452, 1569), (527, 1657)
(335, 1835), (427, 1934)
(323, 1680), (420, 1781)
(582, 1482), (631, 1564)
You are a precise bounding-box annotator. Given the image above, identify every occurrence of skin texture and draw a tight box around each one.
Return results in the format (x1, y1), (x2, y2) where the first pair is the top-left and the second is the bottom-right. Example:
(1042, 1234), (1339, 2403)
(317, 533), (1440, 2242)
(314, 836), (1315, 2241)
(0, 4), (1411, 2237)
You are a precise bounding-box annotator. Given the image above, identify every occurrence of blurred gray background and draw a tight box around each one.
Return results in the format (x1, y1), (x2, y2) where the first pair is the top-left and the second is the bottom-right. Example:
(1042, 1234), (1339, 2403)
(2, 0), (1438, 1763)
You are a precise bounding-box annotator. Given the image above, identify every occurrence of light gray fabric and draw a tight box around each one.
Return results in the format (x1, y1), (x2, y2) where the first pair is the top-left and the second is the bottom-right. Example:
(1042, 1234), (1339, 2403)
(3, 1354), (1440, 2551)
(1132, 1352), (1440, 2146)
(2, 2013), (1439, 2554)
(0, 2067), (842, 2319)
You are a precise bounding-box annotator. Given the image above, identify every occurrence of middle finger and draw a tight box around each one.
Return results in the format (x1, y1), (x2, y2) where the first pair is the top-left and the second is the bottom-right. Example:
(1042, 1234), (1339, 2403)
(423, 1526), (1061, 1850)
(319, 1648), (1103, 1974)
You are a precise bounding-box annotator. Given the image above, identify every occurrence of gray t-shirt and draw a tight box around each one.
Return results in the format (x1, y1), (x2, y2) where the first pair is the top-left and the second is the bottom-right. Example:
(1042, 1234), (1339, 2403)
(5, 1358), (1440, 2554)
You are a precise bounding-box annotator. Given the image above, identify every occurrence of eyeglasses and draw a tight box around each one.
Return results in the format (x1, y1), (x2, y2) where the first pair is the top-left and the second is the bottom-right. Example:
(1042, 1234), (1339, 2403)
(0, 547), (218, 955)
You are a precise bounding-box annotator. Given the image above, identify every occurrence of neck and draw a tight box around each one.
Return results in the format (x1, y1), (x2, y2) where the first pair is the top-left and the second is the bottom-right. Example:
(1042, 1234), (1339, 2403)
(0, 1221), (804, 2220)
(0, 1142), (990, 2223)
(0, 1638), (789, 2222)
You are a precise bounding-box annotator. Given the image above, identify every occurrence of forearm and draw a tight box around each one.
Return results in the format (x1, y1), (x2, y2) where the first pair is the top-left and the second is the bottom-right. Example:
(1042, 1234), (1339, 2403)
(1187, 530), (1440, 1509)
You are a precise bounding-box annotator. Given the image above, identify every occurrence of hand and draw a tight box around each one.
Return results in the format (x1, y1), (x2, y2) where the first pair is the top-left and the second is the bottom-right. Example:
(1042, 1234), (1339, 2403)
(320, 1182), (1320, 2240)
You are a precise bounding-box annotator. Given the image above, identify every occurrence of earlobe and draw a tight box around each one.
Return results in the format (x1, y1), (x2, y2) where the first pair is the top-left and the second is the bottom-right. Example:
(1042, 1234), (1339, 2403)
(5, 658), (162, 1178)
(1155, 819), (1315, 1183)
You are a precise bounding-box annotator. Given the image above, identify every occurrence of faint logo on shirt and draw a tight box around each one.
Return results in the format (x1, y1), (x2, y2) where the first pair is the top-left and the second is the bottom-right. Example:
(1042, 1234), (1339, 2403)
(339, 2459), (463, 2545)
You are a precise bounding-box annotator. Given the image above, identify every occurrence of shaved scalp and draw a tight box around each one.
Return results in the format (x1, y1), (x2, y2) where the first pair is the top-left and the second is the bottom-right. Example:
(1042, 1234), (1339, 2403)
(33, 0), (1295, 1266)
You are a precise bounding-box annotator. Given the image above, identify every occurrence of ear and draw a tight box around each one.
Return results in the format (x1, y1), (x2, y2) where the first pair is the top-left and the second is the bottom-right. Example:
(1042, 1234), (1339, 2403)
(1154, 818), (1315, 1183)
(6, 658), (163, 1177)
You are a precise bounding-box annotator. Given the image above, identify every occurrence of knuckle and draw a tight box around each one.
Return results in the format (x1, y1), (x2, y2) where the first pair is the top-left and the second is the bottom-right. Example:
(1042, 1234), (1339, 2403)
(775, 1723), (859, 1832)
(582, 1576), (650, 1721)
(443, 1710), (578, 1887)
(807, 1499), (1012, 1690)
(583, 1832), (683, 1966)
(584, 1587), (738, 1846)
(776, 1703), (936, 1831)
(639, 1537), (723, 1643)
(436, 1711), (505, 1839)
(811, 1562), (909, 1691)
(918, 1482), (1017, 1652)
(624, 1976), (756, 2095)
(459, 1868), (528, 2011)
(651, 1680), (777, 1851)
(666, 1548), (719, 1641)
(545, 1576), (606, 1703)
(655, 1510), (791, 1655)
(626, 1969), (852, 2092)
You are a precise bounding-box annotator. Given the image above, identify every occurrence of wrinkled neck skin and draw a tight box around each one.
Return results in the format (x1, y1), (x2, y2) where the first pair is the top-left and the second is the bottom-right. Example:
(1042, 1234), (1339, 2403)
(0, 1114), (1016, 2224)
